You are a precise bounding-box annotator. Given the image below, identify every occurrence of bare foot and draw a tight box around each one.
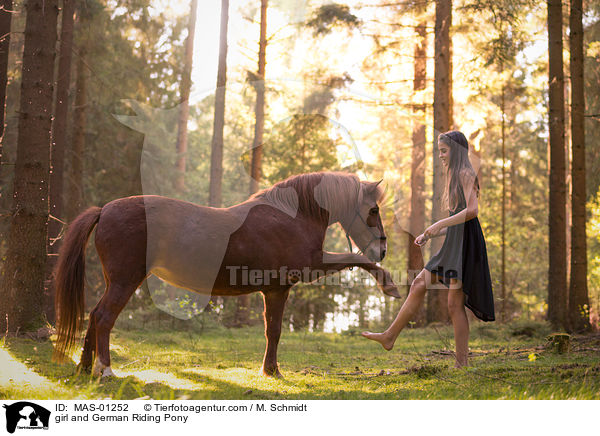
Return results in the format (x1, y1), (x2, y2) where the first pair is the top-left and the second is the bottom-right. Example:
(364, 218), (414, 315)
(361, 331), (395, 351)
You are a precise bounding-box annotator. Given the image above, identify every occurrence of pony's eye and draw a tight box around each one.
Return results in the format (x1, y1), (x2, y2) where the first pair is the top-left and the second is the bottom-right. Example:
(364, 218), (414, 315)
(369, 207), (379, 215)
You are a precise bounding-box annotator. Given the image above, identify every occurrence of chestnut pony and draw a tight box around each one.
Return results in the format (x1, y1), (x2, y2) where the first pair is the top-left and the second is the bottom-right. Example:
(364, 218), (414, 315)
(53, 171), (399, 377)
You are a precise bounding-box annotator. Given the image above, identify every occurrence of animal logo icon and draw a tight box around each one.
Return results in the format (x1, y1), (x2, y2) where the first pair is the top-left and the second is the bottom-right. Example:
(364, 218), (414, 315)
(2, 402), (50, 433)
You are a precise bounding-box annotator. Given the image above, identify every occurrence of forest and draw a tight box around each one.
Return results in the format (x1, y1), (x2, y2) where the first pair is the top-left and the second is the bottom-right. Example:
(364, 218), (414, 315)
(0, 0), (599, 402)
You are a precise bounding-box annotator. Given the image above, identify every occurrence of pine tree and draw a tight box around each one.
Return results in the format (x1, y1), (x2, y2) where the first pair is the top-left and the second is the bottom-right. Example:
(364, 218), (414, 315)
(49, 0), (75, 247)
(237, 0), (268, 327)
(428, 0), (452, 324)
(65, 18), (88, 222)
(209, 0), (229, 208)
(0, 0), (59, 332)
(175, 0), (198, 194)
(568, 0), (590, 332)
(547, 0), (567, 329)
(408, 13), (428, 326)
(0, 0), (12, 171)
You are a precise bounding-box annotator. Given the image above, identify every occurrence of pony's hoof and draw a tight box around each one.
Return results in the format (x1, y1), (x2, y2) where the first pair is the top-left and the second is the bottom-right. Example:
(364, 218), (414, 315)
(101, 367), (116, 378)
(260, 367), (284, 379)
(92, 360), (116, 378)
(382, 284), (402, 299)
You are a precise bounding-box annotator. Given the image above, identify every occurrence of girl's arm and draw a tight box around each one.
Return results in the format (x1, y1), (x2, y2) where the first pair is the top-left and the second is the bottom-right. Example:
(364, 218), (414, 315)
(414, 227), (447, 246)
(424, 171), (479, 238)
(430, 227), (448, 238)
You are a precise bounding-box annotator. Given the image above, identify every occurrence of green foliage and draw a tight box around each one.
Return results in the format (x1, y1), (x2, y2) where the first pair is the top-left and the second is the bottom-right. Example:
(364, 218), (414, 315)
(460, 0), (536, 69)
(306, 3), (360, 35)
(585, 10), (600, 200)
(479, 117), (550, 321)
(587, 190), (600, 328)
(263, 114), (340, 183)
(456, 2), (551, 321)
(285, 284), (337, 331)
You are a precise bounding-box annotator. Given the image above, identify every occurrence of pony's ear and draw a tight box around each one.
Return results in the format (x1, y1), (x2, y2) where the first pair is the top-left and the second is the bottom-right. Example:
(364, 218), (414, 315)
(364, 180), (384, 198)
(365, 180), (382, 190)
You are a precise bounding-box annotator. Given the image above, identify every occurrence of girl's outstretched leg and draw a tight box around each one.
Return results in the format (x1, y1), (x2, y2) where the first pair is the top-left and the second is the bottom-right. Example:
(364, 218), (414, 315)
(362, 269), (433, 350)
(448, 284), (469, 367)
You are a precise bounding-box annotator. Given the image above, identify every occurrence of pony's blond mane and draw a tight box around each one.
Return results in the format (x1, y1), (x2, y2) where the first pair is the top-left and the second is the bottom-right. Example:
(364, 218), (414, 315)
(252, 172), (383, 224)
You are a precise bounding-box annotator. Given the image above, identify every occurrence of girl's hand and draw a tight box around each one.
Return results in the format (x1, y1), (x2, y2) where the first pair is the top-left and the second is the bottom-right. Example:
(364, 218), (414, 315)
(424, 222), (443, 239)
(414, 233), (428, 246)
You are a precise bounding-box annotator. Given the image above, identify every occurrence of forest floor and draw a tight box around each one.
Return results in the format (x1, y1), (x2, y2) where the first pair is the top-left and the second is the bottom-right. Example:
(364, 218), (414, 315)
(1, 319), (599, 400)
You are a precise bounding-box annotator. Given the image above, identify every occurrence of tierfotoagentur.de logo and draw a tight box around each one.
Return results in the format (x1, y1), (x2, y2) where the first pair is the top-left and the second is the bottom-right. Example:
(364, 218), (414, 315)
(2, 402), (50, 433)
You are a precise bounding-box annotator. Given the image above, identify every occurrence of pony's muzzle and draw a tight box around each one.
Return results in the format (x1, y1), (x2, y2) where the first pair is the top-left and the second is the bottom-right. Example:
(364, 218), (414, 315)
(379, 237), (387, 261)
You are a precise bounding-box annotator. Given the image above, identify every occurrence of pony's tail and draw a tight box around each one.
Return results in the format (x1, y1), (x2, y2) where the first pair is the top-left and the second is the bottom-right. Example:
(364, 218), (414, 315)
(53, 206), (102, 362)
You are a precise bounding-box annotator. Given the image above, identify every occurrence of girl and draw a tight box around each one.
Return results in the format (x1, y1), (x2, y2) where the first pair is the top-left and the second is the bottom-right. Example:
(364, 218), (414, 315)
(362, 130), (495, 368)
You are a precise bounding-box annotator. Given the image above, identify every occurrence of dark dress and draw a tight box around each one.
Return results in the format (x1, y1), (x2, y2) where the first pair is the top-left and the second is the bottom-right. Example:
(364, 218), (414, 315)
(424, 185), (495, 322)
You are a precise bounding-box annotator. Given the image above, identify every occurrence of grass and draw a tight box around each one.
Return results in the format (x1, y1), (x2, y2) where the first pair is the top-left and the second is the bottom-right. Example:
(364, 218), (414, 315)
(1, 318), (599, 400)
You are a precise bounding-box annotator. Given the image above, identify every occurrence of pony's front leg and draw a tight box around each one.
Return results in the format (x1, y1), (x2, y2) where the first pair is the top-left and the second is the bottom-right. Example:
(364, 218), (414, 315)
(260, 289), (290, 377)
(318, 252), (401, 298)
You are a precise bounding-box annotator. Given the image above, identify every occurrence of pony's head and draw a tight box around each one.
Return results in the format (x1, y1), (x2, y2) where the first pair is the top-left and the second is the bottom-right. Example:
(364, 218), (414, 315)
(312, 173), (387, 262)
(257, 172), (388, 262)
(341, 179), (387, 262)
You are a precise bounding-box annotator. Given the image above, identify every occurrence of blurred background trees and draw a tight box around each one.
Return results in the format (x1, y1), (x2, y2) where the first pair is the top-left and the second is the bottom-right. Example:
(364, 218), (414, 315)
(0, 0), (599, 334)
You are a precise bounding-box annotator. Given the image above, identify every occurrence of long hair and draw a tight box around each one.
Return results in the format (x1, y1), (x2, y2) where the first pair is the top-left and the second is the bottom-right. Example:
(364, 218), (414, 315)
(439, 131), (479, 211)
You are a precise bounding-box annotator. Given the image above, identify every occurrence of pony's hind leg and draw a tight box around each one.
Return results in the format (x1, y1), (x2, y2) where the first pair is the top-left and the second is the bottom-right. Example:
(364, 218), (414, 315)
(79, 271), (109, 373)
(79, 305), (99, 373)
(90, 281), (141, 377)
(87, 196), (148, 377)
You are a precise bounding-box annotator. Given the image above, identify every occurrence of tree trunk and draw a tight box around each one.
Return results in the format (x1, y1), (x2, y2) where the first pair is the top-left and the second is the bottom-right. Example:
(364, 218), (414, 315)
(65, 38), (87, 221)
(568, 0), (590, 332)
(0, 0), (58, 333)
(49, 0), (75, 248)
(427, 0), (451, 324)
(500, 59), (507, 323)
(564, 56), (571, 295)
(248, 0), (267, 196)
(175, 0), (198, 194)
(547, 0), (567, 329)
(45, 0), (75, 324)
(206, 0), (229, 313)
(0, 0), (12, 173)
(237, 0), (268, 327)
(408, 19), (427, 326)
(209, 0), (229, 208)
